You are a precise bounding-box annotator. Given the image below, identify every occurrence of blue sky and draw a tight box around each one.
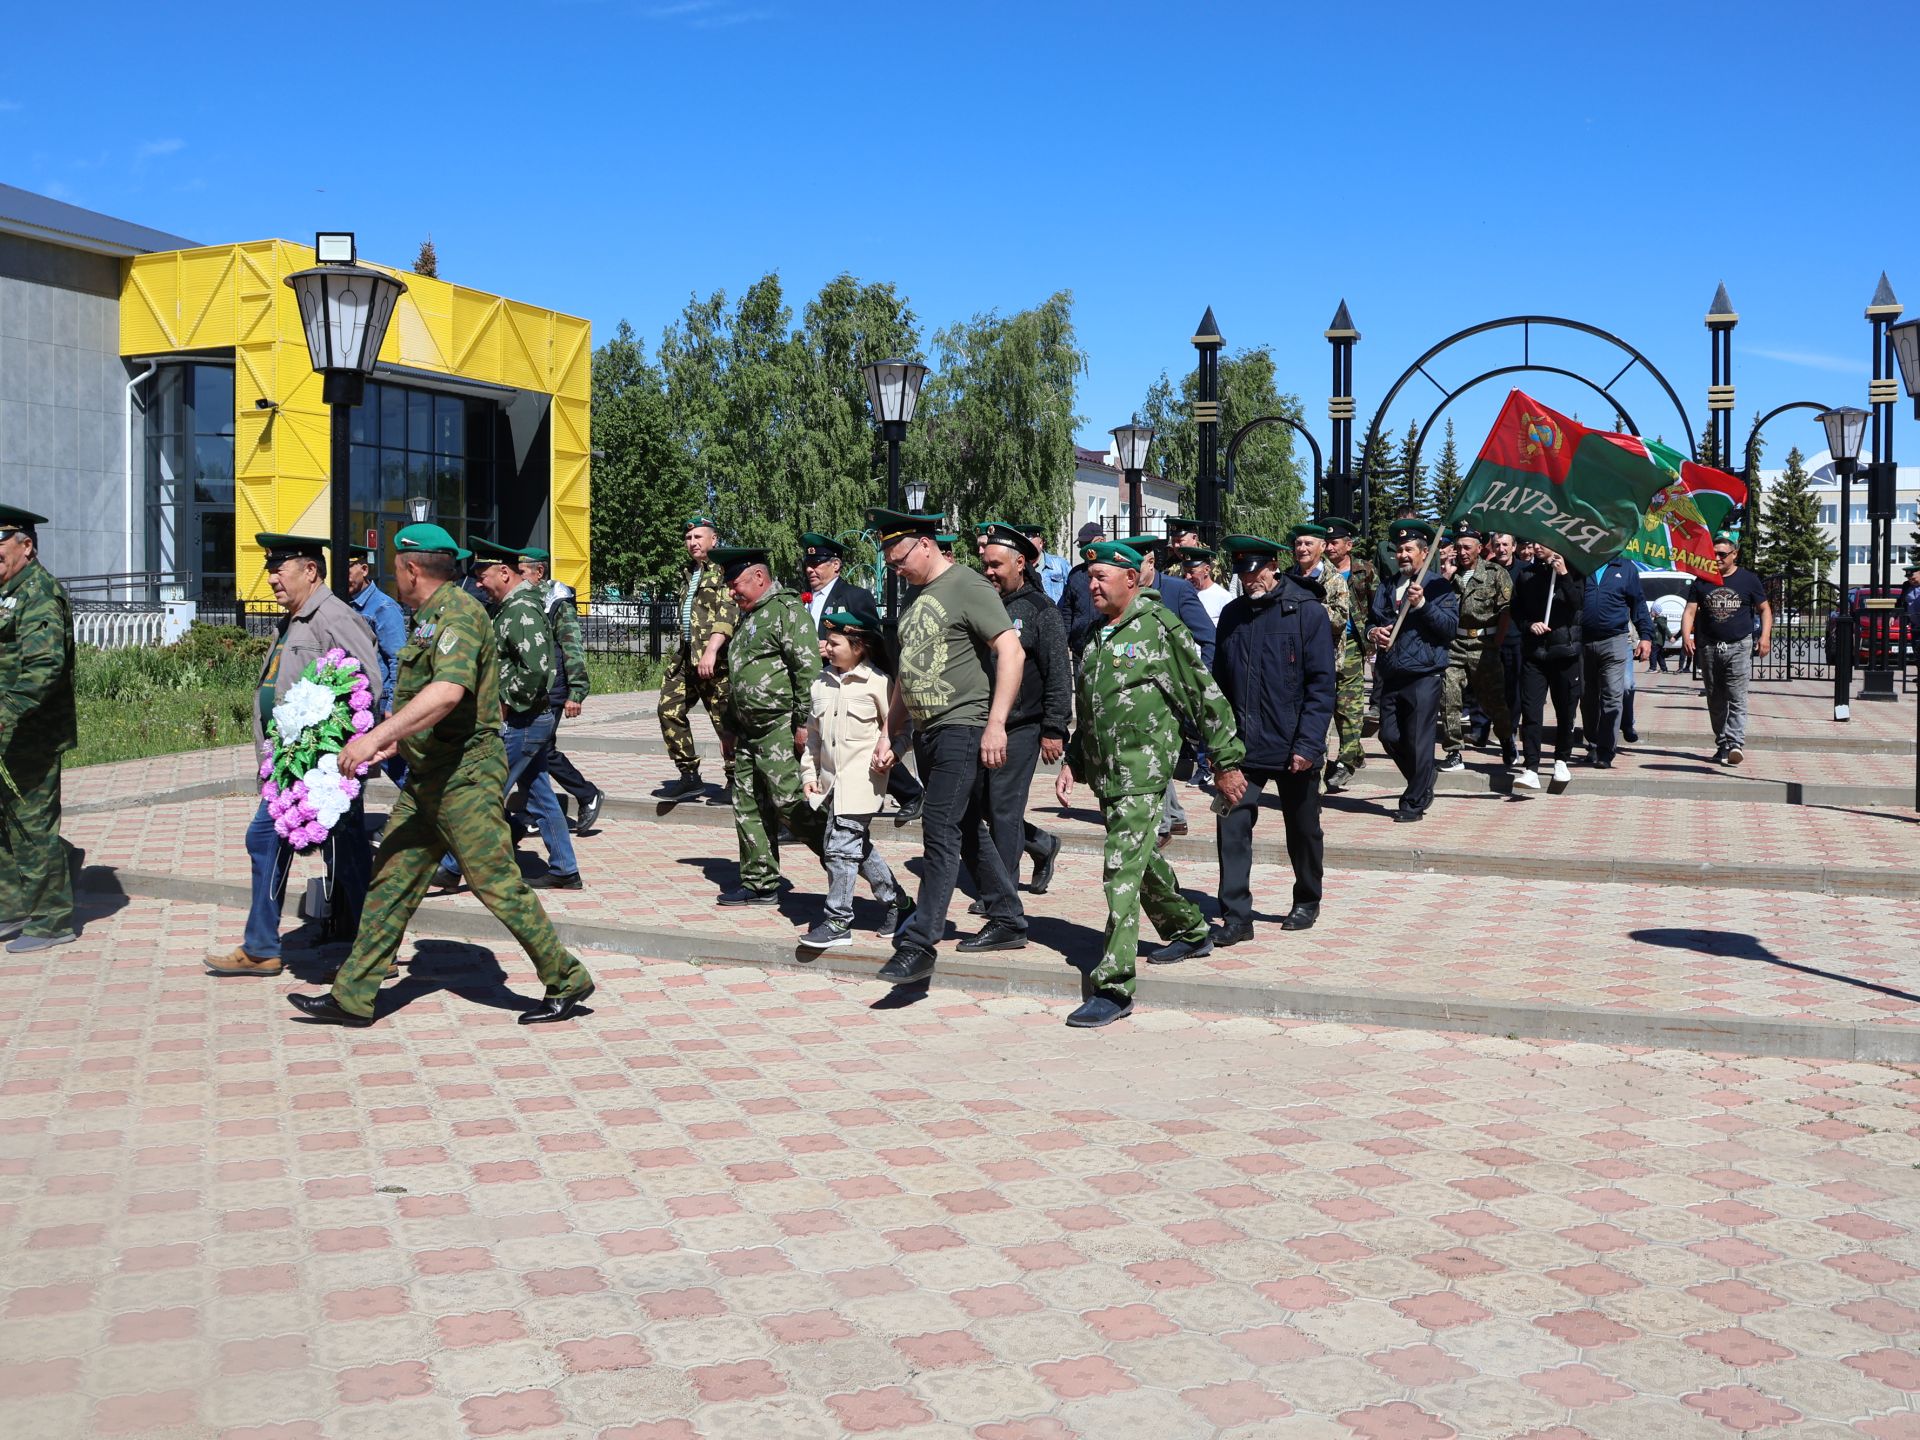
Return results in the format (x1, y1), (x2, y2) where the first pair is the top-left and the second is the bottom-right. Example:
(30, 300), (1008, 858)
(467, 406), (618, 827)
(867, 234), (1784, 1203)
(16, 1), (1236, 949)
(8, 0), (1918, 474)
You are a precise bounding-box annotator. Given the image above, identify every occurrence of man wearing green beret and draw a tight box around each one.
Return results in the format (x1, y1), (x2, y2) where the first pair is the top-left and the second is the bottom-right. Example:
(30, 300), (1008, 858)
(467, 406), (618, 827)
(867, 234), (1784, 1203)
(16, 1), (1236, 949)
(1365, 520), (1460, 823)
(713, 545), (830, 903)
(1055, 540), (1247, 1028)
(1437, 524), (1515, 772)
(0, 505), (77, 953)
(290, 523), (596, 1027)
(432, 538), (581, 892)
(1322, 516), (1373, 790)
(658, 515), (738, 802)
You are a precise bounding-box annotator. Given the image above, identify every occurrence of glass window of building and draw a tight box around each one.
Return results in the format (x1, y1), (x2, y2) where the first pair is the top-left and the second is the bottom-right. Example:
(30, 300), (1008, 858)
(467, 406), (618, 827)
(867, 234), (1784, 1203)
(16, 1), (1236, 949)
(348, 379), (506, 559)
(145, 362), (236, 601)
(1818, 505), (1837, 524)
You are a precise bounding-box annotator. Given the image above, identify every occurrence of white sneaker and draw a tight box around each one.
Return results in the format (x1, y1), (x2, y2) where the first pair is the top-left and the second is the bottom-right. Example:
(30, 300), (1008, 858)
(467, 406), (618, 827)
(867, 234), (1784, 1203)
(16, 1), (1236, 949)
(1726, 745), (1745, 766)
(1552, 760), (1572, 784)
(1514, 769), (1541, 792)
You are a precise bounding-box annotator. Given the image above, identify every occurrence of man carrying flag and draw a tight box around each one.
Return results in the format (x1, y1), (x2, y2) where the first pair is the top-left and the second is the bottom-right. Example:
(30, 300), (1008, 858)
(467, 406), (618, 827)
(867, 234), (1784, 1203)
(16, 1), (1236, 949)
(1365, 520), (1457, 823)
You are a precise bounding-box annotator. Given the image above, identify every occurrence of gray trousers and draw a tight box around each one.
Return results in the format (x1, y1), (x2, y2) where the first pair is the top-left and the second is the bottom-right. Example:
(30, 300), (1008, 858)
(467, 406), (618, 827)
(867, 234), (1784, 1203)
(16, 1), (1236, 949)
(1698, 640), (1752, 748)
(1161, 781), (1188, 836)
(822, 805), (901, 927)
(1579, 633), (1633, 760)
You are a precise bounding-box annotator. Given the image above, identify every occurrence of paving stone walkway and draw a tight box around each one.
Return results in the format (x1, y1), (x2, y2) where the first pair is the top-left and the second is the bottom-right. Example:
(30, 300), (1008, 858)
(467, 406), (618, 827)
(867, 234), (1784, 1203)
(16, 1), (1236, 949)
(3, 899), (1919, 1438)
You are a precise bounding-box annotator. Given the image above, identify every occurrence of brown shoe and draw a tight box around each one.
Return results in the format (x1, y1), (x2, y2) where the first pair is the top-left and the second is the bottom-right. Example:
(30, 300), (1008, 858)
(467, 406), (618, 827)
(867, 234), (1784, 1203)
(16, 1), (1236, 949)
(205, 947), (284, 978)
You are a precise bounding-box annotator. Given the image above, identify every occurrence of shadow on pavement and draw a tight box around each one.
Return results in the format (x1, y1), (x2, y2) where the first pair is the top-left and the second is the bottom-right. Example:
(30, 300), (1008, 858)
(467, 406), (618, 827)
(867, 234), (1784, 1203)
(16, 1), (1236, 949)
(1630, 926), (1920, 1007)
(374, 940), (540, 1019)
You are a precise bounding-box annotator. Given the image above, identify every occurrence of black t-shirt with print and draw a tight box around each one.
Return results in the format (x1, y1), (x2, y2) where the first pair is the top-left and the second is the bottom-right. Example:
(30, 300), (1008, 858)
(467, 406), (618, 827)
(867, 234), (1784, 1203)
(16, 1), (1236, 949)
(1687, 567), (1769, 645)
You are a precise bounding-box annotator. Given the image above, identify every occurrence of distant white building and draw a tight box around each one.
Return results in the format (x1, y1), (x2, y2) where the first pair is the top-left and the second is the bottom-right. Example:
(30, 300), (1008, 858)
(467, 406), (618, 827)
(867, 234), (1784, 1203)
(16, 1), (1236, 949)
(1755, 452), (1919, 586)
(1067, 445), (1180, 551)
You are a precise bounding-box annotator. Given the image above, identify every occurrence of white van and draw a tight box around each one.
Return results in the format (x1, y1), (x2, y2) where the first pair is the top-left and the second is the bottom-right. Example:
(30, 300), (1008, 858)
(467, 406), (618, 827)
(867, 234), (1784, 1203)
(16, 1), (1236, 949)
(1635, 569), (1694, 653)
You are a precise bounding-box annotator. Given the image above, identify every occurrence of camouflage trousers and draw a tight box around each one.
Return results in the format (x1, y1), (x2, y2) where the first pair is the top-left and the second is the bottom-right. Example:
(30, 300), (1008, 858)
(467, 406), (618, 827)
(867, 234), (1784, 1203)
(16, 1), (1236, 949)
(331, 764), (593, 1020)
(734, 722), (827, 894)
(659, 645), (734, 784)
(1088, 791), (1208, 1002)
(1442, 644), (1512, 752)
(0, 748), (72, 937)
(1331, 640), (1367, 769)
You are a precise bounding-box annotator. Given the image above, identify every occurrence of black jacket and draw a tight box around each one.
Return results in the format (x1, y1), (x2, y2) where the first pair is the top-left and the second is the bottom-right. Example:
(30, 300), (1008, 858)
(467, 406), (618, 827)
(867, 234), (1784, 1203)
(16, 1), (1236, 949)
(814, 576), (879, 635)
(1058, 563), (1100, 658)
(1212, 572), (1336, 770)
(1367, 567), (1460, 682)
(1511, 562), (1586, 660)
(998, 582), (1072, 738)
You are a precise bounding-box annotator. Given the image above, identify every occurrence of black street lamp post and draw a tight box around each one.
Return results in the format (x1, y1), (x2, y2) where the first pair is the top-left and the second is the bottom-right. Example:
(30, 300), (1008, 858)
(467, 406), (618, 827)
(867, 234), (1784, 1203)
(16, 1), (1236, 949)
(1325, 301), (1358, 522)
(1821, 405), (1870, 720)
(1864, 276), (1904, 699)
(1110, 419), (1155, 536)
(1704, 283), (1743, 558)
(284, 233), (407, 600)
(1191, 309), (1224, 542)
(1887, 315), (1920, 807)
(861, 357), (930, 618)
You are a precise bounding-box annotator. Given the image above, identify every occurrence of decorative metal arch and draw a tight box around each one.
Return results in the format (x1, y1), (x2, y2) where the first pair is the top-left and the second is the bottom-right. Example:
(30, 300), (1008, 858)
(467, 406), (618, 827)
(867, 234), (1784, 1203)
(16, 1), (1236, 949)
(1740, 400), (1834, 567)
(1355, 316), (1697, 534)
(1224, 414), (1324, 496)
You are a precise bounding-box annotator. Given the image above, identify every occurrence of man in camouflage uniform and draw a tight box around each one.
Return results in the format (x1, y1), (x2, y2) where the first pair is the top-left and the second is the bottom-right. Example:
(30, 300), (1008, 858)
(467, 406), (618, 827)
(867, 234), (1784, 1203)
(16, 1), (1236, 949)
(1055, 541), (1247, 1029)
(0, 505), (77, 953)
(713, 545), (828, 905)
(658, 515), (737, 801)
(290, 524), (595, 1028)
(436, 539), (581, 890)
(1324, 516), (1373, 791)
(1438, 524), (1515, 772)
(515, 547), (603, 834)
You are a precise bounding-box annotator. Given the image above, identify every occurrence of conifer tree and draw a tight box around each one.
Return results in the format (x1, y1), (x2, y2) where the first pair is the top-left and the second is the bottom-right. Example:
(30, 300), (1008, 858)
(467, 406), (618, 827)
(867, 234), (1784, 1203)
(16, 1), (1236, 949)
(1756, 445), (1837, 612)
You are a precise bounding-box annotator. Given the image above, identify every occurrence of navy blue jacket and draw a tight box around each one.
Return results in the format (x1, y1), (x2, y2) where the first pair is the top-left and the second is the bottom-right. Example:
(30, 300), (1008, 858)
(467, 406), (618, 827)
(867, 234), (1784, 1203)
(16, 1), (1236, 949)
(1367, 567), (1459, 682)
(1580, 559), (1654, 641)
(1149, 572), (1216, 667)
(1212, 572), (1336, 770)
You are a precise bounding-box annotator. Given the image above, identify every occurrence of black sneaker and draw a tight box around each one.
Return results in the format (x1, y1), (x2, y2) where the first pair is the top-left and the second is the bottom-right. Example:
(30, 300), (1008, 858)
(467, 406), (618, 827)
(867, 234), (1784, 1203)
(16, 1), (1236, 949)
(529, 870), (583, 890)
(877, 946), (936, 985)
(1324, 761), (1356, 794)
(1026, 833), (1061, 895)
(575, 790), (604, 834)
(957, 921), (1027, 953)
(717, 887), (780, 906)
(1438, 751), (1465, 773)
(877, 898), (915, 938)
(1065, 994), (1132, 1028)
(799, 921), (852, 950)
(1710, 745), (1731, 766)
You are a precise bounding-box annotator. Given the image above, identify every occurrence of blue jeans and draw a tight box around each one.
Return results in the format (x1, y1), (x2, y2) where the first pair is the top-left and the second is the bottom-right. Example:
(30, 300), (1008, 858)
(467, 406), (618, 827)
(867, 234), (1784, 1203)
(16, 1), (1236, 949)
(243, 795), (372, 957)
(439, 709), (578, 879)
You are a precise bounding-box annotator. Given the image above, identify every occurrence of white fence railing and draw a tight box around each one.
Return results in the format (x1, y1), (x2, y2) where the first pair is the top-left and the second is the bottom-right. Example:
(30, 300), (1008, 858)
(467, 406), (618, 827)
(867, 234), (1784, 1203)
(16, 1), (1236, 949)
(72, 602), (197, 650)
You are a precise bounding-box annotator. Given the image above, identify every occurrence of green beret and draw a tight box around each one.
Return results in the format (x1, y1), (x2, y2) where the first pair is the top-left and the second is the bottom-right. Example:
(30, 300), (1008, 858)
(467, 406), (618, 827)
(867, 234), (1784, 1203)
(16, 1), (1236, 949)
(1017, 522), (1048, 540)
(1712, 530), (1738, 545)
(976, 521), (1039, 564)
(1322, 515), (1358, 539)
(1389, 520), (1437, 546)
(1451, 524), (1484, 543)
(0, 503), (48, 535)
(867, 507), (941, 544)
(1288, 521), (1330, 542)
(468, 536), (522, 566)
(516, 545), (550, 564)
(708, 545), (770, 580)
(394, 522), (469, 560)
(1173, 545), (1216, 563)
(1118, 533), (1165, 555)
(1168, 515), (1203, 533)
(683, 514), (719, 534)
(1081, 540), (1142, 571)
(255, 532), (329, 568)
(935, 532), (959, 548)
(821, 609), (882, 637)
(801, 531), (845, 561)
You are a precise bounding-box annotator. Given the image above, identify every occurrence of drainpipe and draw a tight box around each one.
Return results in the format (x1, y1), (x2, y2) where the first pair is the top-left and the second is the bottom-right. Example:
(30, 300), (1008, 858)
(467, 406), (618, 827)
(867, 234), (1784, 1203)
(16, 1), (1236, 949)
(124, 360), (158, 598)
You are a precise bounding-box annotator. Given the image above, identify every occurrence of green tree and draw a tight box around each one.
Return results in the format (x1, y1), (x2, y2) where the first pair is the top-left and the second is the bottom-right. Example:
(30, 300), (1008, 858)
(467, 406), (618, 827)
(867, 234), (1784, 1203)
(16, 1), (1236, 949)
(412, 236), (438, 278)
(1139, 346), (1305, 541)
(1356, 418), (1399, 558)
(1395, 418), (1431, 520)
(590, 321), (697, 597)
(1430, 417), (1464, 519)
(907, 291), (1085, 536)
(1756, 445), (1837, 611)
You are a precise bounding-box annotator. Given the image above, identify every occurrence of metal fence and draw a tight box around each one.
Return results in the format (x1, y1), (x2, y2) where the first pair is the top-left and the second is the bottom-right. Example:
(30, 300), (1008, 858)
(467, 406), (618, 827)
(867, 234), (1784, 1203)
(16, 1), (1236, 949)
(71, 601), (169, 649)
(578, 600), (684, 659)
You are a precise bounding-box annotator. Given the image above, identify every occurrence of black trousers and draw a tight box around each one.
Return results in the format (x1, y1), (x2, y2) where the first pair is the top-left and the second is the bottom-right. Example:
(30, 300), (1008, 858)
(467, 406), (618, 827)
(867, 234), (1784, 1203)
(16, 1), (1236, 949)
(963, 721), (1037, 929)
(1377, 671), (1443, 815)
(545, 743), (597, 805)
(895, 726), (1019, 952)
(1216, 766), (1322, 923)
(1499, 641), (1524, 730)
(1521, 650), (1582, 771)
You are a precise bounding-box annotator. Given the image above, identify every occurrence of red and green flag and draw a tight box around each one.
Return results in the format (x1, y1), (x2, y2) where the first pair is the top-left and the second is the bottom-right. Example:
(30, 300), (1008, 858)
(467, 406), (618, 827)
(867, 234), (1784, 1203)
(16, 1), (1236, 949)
(1447, 390), (1671, 575)
(1617, 440), (1747, 580)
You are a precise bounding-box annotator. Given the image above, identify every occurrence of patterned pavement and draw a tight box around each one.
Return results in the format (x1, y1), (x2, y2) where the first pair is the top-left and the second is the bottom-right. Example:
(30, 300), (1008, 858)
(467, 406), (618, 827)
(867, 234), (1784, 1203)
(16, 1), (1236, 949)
(2, 900), (1918, 1438)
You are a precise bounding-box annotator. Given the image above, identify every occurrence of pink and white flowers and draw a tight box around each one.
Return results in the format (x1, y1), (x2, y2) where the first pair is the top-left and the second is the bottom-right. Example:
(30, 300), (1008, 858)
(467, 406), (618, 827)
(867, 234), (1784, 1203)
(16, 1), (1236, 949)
(261, 648), (373, 853)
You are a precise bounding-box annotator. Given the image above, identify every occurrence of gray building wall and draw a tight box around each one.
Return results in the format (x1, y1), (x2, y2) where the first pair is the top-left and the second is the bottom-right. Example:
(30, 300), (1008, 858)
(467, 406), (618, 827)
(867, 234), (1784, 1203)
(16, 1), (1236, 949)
(0, 232), (135, 582)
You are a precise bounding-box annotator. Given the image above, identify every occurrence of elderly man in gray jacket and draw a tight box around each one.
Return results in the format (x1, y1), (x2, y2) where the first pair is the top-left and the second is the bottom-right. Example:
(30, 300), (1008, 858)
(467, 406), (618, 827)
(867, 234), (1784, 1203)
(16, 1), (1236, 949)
(206, 533), (383, 978)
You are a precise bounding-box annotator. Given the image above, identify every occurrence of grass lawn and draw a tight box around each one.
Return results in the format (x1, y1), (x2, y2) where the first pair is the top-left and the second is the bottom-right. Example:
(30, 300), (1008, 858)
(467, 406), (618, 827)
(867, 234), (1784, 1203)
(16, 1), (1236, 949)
(69, 629), (665, 769)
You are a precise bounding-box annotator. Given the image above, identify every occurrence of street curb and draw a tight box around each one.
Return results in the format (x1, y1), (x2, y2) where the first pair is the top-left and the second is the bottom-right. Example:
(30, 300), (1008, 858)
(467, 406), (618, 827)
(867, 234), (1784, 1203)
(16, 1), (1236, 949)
(82, 865), (1920, 1064)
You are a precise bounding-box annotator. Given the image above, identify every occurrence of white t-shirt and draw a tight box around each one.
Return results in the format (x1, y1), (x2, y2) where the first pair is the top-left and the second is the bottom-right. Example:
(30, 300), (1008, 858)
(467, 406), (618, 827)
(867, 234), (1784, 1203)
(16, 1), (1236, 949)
(1194, 582), (1231, 622)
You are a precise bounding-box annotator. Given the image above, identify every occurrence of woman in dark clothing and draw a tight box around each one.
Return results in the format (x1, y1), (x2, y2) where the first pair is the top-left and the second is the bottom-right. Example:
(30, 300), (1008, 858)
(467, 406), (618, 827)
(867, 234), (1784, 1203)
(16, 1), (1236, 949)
(1510, 543), (1586, 793)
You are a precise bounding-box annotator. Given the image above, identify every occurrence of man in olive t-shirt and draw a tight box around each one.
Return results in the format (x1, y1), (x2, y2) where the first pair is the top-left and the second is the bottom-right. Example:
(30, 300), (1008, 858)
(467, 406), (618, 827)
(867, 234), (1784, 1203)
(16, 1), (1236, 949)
(870, 509), (1026, 985)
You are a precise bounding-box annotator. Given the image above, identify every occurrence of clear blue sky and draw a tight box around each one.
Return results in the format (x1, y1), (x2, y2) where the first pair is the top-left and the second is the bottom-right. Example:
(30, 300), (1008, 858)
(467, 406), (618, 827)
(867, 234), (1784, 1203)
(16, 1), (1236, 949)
(9, 0), (1918, 477)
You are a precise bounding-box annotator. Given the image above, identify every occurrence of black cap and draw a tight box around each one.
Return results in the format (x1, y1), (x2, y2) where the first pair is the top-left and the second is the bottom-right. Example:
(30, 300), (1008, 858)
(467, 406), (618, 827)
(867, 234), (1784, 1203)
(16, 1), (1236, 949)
(1323, 515), (1358, 540)
(1075, 521), (1104, 545)
(975, 521), (1039, 564)
(866, 507), (941, 544)
(708, 544), (772, 581)
(0, 503), (48, 537)
(255, 532), (329, 568)
(801, 532), (845, 562)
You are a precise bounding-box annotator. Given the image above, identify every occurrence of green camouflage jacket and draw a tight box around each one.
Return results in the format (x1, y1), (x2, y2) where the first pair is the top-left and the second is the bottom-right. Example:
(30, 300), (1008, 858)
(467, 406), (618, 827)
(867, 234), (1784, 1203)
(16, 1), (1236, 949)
(1300, 565), (1351, 661)
(0, 559), (76, 756)
(1066, 594), (1246, 801)
(495, 582), (557, 714)
(685, 562), (739, 653)
(1450, 559), (1513, 650)
(1341, 558), (1376, 646)
(395, 582), (505, 786)
(726, 584), (817, 735)
(539, 579), (589, 703)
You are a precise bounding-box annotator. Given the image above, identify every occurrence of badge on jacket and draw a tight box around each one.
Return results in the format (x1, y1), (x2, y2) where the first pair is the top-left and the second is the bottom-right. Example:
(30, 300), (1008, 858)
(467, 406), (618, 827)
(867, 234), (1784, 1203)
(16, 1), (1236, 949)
(414, 622), (437, 641)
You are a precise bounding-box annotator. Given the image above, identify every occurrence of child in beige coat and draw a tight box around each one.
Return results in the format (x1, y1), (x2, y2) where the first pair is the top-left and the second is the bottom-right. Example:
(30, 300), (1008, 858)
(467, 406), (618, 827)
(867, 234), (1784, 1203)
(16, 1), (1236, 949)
(798, 612), (911, 948)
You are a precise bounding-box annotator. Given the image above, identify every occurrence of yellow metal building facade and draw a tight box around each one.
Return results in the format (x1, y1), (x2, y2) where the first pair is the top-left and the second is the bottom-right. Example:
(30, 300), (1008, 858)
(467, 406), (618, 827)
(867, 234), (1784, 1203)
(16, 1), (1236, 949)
(120, 239), (590, 600)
